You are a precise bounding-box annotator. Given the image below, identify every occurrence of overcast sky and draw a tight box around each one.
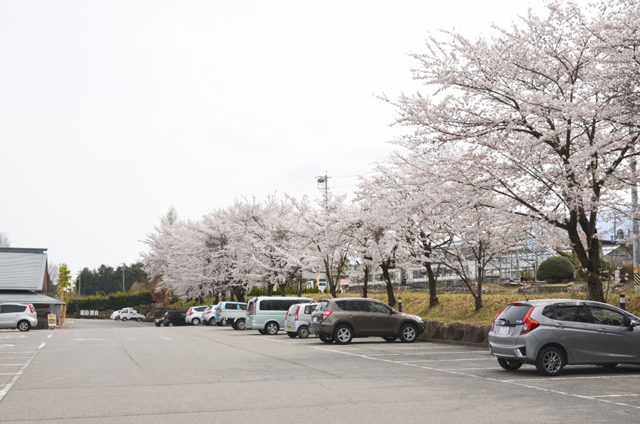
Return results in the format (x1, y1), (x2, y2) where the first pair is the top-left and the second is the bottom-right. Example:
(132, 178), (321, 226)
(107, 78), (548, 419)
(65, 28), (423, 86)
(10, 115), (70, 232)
(0, 0), (541, 275)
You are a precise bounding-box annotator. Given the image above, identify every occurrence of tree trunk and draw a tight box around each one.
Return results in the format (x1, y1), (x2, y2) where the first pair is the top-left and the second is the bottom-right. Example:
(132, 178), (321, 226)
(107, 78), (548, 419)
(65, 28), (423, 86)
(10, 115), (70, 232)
(381, 264), (396, 307)
(425, 263), (439, 308)
(475, 261), (483, 311)
(362, 265), (369, 298)
(475, 290), (482, 311)
(569, 219), (605, 302)
(231, 286), (245, 303)
(267, 283), (274, 296)
(325, 259), (339, 298)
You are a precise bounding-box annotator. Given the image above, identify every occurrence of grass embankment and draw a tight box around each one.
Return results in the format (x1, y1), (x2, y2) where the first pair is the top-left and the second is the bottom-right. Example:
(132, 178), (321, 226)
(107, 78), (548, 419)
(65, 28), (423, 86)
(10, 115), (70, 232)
(172, 291), (640, 325)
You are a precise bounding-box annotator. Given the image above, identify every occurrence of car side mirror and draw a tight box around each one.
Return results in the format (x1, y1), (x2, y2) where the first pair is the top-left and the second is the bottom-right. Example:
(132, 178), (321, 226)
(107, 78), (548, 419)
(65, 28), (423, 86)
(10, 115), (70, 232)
(630, 320), (639, 330)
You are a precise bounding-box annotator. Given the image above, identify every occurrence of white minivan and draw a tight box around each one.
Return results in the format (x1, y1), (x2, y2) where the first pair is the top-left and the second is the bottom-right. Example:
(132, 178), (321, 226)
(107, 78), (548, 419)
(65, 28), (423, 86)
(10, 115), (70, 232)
(245, 297), (314, 335)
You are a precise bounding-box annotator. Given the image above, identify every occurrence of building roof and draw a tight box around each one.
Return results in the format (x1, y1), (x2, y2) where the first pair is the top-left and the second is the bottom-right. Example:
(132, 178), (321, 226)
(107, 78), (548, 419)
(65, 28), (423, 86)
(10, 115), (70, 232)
(0, 248), (48, 291)
(0, 290), (65, 305)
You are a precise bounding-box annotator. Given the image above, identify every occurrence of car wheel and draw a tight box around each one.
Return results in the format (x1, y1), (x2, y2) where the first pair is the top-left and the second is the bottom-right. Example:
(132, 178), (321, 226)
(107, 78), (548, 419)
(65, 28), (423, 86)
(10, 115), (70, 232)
(17, 321), (31, 332)
(122, 317), (128, 322)
(600, 363), (618, 369)
(221, 318), (228, 326)
(383, 336), (397, 343)
(265, 322), (279, 335)
(319, 335), (333, 344)
(192, 318), (200, 326)
(334, 325), (353, 345)
(235, 319), (246, 331)
(168, 322), (174, 327)
(399, 324), (418, 343)
(209, 319), (217, 326)
(287, 332), (297, 338)
(258, 330), (266, 334)
(498, 358), (523, 371)
(536, 346), (565, 376)
(297, 326), (310, 339)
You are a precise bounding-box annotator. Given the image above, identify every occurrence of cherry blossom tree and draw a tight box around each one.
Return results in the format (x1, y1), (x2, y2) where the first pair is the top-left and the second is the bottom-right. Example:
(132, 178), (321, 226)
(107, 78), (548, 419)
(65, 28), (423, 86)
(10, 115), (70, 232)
(289, 195), (353, 299)
(225, 196), (307, 296)
(387, 0), (640, 302)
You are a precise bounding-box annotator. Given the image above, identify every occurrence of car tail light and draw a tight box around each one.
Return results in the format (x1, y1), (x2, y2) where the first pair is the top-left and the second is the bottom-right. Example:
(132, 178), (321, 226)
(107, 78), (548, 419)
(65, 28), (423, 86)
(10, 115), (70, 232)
(206, 311), (211, 315)
(25, 304), (34, 313)
(189, 311), (193, 315)
(294, 306), (300, 321)
(520, 307), (539, 335)
(322, 310), (333, 319)
(492, 307), (506, 331)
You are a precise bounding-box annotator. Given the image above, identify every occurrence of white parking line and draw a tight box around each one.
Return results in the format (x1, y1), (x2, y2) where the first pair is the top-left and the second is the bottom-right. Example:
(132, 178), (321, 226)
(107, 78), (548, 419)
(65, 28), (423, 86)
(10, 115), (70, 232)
(442, 367), (502, 371)
(303, 344), (640, 411)
(410, 351), (488, 355)
(0, 351), (39, 402)
(502, 374), (640, 383)
(396, 358), (495, 363)
(590, 394), (640, 398)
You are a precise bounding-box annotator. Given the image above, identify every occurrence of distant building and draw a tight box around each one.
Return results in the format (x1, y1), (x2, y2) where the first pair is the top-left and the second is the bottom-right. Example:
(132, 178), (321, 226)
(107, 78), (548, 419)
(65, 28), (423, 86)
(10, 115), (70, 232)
(0, 248), (66, 328)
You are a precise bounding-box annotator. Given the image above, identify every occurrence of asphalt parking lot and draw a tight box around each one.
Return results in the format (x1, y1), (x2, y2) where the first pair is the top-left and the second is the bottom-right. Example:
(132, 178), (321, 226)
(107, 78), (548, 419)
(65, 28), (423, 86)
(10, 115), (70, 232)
(0, 320), (639, 423)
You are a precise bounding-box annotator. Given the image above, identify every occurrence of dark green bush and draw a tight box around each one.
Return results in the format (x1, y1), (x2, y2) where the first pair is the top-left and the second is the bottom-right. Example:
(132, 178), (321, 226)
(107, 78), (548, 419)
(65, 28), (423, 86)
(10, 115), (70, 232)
(68, 291), (154, 314)
(537, 256), (576, 283)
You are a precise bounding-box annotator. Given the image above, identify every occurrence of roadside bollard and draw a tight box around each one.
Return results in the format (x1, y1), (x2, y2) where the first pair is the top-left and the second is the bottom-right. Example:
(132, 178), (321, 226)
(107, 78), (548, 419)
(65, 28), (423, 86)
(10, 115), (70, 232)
(620, 294), (626, 311)
(398, 297), (402, 312)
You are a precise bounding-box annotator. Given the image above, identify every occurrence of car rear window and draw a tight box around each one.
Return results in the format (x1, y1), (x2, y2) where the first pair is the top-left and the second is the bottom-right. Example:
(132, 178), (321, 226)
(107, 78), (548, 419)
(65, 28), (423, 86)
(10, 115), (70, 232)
(304, 304), (317, 314)
(496, 304), (532, 325)
(315, 301), (330, 312)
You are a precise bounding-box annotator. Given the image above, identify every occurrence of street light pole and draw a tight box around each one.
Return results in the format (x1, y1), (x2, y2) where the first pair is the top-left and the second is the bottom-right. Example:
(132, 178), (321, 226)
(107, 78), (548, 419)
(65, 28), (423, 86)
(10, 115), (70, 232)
(122, 263), (126, 293)
(633, 158), (640, 294)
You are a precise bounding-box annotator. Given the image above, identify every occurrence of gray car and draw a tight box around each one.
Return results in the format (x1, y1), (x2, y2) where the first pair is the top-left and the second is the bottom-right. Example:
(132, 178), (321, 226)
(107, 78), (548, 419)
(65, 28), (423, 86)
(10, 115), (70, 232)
(489, 299), (640, 376)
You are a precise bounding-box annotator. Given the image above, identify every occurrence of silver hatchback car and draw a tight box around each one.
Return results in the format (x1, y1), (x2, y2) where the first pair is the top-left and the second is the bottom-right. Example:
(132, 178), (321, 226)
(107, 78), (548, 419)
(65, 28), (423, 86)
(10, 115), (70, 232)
(0, 303), (38, 331)
(489, 299), (640, 376)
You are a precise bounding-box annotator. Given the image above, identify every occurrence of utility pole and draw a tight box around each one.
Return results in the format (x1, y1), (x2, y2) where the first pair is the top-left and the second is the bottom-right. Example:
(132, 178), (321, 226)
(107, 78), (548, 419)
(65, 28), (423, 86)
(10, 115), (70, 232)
(122, 262), (126, 293)
(633, 158), (640, 293)
(317, 171), (329, 209)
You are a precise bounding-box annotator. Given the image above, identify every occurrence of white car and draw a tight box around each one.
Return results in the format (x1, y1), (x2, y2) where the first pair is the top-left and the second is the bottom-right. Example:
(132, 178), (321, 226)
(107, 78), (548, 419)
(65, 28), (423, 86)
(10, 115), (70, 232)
(0, 303), (38, 331)
(110, 310), (122, 320)
(118, 308), (144, 322)
(185, 306), (208, 325)
(285, 302), (317, 338)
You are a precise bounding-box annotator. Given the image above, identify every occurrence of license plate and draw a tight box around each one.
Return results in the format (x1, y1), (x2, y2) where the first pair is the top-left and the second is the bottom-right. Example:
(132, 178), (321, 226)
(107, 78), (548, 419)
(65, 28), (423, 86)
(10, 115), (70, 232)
(499, 326), (510, 335)
(287, 326), (291, 331)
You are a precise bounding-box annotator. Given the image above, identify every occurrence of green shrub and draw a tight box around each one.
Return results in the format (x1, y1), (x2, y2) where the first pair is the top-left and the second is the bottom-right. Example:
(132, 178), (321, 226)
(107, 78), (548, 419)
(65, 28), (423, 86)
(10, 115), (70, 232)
(68, 290), (154, 314)
(536, 256), (576, 283)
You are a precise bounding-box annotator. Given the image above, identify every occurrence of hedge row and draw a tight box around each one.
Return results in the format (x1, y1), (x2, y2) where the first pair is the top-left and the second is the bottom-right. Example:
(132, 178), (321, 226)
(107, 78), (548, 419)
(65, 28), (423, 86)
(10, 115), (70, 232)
(67, 291), (154, 314)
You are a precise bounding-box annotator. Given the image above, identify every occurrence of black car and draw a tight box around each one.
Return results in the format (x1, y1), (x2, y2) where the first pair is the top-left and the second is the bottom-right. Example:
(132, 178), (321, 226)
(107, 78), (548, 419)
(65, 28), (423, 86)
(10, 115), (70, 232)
(154, 318), (164, 327)
(163, 310), (187, 326)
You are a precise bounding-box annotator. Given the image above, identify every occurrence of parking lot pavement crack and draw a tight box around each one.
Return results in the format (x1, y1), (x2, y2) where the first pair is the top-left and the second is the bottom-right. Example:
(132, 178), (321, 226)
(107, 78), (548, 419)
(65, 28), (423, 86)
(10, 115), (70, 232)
(121, 348), (141, 369)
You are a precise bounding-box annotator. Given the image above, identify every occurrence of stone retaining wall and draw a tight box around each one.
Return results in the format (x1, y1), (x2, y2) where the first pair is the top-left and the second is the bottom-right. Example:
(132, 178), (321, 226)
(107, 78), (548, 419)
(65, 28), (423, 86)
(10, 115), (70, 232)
(419, 319), (491, 345)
